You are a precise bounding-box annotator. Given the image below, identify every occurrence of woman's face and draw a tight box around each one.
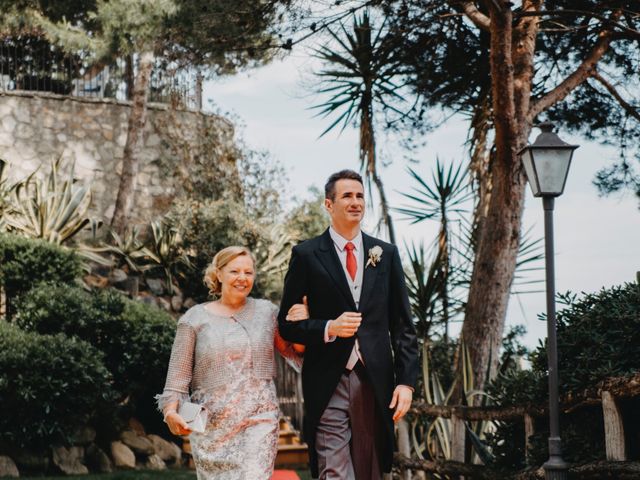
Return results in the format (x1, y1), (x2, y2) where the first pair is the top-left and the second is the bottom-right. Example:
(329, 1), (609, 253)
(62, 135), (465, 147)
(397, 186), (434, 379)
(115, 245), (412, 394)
(217, 254), (255, 301)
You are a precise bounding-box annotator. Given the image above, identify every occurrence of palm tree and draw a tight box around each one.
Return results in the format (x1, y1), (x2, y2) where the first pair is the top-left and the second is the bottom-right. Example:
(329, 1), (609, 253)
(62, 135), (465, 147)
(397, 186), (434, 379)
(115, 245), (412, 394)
(312, 10), (407, 243)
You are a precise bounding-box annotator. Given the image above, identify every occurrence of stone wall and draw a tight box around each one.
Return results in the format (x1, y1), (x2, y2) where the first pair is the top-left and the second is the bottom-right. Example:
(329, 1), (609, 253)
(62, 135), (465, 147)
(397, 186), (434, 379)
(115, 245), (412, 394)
(0, 90), (235, 224)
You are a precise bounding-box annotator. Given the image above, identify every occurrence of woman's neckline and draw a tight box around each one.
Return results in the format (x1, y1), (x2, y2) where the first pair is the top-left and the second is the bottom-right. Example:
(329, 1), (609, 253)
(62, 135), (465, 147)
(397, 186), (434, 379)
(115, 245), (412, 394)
(202, 297), (253, 318)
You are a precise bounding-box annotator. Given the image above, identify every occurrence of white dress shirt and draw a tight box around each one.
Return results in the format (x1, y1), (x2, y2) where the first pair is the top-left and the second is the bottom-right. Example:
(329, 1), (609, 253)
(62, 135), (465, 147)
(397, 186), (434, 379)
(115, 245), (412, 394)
(326, 226), (364, 369)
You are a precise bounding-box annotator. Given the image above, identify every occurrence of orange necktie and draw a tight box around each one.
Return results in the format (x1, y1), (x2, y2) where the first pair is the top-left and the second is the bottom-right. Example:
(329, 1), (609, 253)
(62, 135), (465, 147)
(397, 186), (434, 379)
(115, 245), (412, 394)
(345, 242), (357, 281)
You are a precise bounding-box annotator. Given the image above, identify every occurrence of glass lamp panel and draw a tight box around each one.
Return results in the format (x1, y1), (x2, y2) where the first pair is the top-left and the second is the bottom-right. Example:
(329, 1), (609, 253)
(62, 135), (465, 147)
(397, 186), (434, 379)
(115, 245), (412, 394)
(521, 148), (541, 196)
(533, 148), (572, 195)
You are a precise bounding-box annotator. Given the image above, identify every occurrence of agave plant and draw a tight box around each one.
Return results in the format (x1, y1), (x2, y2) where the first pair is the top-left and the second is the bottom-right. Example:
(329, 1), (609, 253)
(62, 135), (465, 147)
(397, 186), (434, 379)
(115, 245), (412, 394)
(0, 159), (19, 231)
(5, 157), (98, 244)
(145, 219), (193, 290)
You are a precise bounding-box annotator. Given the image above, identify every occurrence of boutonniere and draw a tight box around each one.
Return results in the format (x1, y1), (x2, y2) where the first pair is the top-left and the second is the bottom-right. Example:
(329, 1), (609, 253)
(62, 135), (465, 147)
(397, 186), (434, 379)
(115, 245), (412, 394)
(366, 245), (383, 268)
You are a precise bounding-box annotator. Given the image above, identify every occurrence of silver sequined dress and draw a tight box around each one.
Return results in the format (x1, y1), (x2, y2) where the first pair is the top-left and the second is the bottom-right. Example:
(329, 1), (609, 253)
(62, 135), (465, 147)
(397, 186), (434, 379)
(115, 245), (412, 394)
(156, 298), (302, 480)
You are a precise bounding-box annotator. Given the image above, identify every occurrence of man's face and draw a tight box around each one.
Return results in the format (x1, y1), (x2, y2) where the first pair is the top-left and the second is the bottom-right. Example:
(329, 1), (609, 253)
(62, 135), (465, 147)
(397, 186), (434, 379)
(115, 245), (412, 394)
(325, 179), (365, 227)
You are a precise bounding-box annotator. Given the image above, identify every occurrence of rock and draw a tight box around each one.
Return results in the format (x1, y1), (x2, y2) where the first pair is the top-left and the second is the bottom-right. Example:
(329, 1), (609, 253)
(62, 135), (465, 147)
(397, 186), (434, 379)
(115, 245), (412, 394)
(120, 430), (155, 455)
(110, 441), (136, 469)
(143, 454), (166, 471)
(146, 278), (165, 295)
(171, 295), (183, 311)
(85, 444), (112, 473)
(157, 297), (171, 311)
(183, 297), (196, 309)
(171, 284), (183, 297)
(0, 456), (19, 478)
(84, 274), (109, 289)
(109, 268), (128, 285)
(51, 446), (88, 475)
(137, 294), (158, 307)
(13, 450), (49, 472)
(147, 435), (181, 464)
(128, 417), (146, 436)
(71, 425), (96, 446)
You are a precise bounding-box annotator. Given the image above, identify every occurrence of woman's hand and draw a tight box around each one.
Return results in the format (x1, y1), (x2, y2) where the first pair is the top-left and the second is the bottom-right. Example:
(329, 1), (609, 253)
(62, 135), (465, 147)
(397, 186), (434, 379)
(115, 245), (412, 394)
(286, 296), (309, 322)
(165, 411), (193, 436)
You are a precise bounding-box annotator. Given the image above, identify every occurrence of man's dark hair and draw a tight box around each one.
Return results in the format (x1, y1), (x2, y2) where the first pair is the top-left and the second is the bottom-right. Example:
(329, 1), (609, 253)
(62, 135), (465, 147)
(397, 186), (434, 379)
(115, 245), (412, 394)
(324, 169), (363, 201)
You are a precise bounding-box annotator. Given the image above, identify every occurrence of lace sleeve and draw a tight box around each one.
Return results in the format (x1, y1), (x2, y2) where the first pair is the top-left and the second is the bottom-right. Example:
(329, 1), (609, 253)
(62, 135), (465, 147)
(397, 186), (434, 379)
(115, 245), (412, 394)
(272, 305), (303, 372)
(155, 320), (195, 412)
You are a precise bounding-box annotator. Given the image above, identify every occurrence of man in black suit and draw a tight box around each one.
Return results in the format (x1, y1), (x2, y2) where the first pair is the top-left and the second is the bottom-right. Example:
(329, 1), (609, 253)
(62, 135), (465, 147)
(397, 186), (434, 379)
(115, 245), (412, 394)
(278, 169), (419, 479)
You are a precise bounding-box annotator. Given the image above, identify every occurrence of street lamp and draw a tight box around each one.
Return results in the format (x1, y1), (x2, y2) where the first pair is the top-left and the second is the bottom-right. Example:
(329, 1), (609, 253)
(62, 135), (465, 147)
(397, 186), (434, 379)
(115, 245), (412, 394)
(519, 122), (578, 480)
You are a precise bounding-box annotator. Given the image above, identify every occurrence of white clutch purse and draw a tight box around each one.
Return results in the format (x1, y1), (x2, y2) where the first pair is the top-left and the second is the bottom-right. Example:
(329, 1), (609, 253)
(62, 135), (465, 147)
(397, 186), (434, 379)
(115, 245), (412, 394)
(178, 401), (209, 433)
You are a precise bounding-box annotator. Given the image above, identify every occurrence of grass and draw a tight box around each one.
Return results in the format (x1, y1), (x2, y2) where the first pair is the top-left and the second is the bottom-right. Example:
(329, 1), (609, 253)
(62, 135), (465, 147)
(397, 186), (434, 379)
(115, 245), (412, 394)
(20, 469), (312, 480)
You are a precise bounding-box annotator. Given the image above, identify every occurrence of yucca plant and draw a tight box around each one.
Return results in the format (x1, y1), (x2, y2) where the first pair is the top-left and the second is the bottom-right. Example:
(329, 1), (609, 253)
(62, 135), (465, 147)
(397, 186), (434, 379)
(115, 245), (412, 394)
(312, 10), (409, 243)
(5, 157), (98, 244)
(397, 160), (473, 341)
(412, 341), (495, 469)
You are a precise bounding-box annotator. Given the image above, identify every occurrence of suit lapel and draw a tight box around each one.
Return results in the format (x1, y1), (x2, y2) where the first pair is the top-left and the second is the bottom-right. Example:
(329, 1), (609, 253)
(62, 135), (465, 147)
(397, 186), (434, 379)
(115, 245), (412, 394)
(314, 229), (357, 310)
(358, 233), (381, 312)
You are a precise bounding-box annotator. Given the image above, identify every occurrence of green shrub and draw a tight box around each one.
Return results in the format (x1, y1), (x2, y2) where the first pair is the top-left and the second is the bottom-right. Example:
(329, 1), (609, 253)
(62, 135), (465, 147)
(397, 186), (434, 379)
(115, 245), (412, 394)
(0, 233), (82, 318)
(0, 322), (115, 449)
(15, 285), (176, 418)
(166, 198), (264, 301)
(488, 280), (640, 469)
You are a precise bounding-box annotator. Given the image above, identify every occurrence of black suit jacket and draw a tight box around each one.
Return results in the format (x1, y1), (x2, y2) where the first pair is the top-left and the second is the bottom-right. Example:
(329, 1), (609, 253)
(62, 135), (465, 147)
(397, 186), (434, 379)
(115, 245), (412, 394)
(278, 229), (419, 475)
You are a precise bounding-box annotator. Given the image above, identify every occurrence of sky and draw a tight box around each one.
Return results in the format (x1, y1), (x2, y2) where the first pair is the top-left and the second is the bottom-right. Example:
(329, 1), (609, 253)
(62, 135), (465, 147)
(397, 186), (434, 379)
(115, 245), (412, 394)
(203, 50), (639, 349)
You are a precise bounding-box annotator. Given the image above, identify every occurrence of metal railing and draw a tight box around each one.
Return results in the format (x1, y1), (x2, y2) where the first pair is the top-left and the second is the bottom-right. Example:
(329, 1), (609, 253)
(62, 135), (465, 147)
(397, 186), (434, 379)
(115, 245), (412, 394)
(0, 36), (202, 110)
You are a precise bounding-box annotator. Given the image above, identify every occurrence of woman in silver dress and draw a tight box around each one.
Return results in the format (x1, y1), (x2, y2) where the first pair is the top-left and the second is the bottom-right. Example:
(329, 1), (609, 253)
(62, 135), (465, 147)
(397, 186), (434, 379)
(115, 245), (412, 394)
(156, 246), (306, 479)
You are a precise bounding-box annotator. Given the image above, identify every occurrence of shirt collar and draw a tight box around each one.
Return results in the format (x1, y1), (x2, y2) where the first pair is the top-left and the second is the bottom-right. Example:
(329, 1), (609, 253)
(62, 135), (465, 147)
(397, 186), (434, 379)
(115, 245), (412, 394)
(329, 226), (363, 252)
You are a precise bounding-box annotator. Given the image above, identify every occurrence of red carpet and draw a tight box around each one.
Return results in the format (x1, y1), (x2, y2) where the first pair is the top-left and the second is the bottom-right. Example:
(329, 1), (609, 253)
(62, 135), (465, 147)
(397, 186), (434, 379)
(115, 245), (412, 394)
(271, 471), (300, 480)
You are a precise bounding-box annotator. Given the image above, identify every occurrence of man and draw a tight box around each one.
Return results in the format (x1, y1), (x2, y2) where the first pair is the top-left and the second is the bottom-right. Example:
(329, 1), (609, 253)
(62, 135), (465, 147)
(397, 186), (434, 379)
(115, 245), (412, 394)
(278, 169), (419, 479)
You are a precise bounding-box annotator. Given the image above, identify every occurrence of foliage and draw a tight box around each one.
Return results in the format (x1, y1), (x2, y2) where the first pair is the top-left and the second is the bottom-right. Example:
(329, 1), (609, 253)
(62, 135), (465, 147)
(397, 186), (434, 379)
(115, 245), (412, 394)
(487, 279), (640, 468)
(165, 198), (264, 302)
(4, 157), (98, 245)
(145, 219), (193, 290)
(398, 160), (473, 340)
(411, 341), (494, 464)
(312, 9), (410, 242)
(0, 232), (82, 319)
(165, 0), (293, 74)
(0, 322), (115, 449)
(284, 187), (328, 242)
(0, 159), (18, 231)
(14, 284), (176, 421)
(399, 160), (544, 340)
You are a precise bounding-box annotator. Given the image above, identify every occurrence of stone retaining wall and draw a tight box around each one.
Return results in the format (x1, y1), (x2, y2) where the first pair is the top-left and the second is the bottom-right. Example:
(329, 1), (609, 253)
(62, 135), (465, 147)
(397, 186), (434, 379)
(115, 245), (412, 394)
(0, 90), (235, 224)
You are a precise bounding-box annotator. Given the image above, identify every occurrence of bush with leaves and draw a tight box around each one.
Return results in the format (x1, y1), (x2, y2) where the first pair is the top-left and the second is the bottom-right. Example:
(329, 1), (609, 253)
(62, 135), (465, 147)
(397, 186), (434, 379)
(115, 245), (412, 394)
(0, 322), (116, 450)
(166, 198), (266, 301)
(0, 233), (82, 319)
(15, 284), (176, 428)
(487, 280), (640, 469)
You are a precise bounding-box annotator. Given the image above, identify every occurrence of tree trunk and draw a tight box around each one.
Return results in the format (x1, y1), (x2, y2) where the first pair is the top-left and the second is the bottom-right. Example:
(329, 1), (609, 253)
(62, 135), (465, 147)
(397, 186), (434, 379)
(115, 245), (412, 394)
(360, 90), (396, 244)
(111, 51), (154, 235)
(461, 3), (537, 394)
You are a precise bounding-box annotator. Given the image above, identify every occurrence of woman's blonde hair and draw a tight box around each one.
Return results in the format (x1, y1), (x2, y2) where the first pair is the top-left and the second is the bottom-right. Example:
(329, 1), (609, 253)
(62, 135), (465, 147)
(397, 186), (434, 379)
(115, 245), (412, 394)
(203, 246), (256, 296)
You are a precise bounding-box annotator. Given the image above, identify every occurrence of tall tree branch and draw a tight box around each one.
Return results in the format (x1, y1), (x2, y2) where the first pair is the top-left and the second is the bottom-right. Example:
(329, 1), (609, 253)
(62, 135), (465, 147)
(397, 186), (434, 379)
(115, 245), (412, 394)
(590, 71), (640, 122)
(448, 1), (491, 31)
(527, 22), (616, 123)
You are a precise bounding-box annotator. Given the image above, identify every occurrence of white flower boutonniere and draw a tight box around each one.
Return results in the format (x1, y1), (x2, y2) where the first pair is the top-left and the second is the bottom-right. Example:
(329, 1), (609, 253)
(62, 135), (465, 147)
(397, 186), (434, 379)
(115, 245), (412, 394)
(366, 245), (383, 268)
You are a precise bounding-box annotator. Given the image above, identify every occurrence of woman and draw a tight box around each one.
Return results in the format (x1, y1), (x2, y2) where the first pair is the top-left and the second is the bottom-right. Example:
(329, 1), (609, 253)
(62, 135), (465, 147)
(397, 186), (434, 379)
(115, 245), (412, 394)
(156, 246), (306, 479)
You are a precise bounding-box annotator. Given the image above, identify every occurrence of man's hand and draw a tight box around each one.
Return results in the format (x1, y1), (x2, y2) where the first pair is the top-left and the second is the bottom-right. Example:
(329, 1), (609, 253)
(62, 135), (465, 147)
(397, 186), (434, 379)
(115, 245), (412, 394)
(286, 296), (309, 322)
(389, 385), (413, 422)
(327, 312), (362, 338)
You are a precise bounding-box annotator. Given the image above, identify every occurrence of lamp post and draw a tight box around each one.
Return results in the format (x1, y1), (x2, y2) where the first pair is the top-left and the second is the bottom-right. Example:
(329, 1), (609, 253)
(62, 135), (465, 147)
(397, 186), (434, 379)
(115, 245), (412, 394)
(519, 122), (578, 480)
